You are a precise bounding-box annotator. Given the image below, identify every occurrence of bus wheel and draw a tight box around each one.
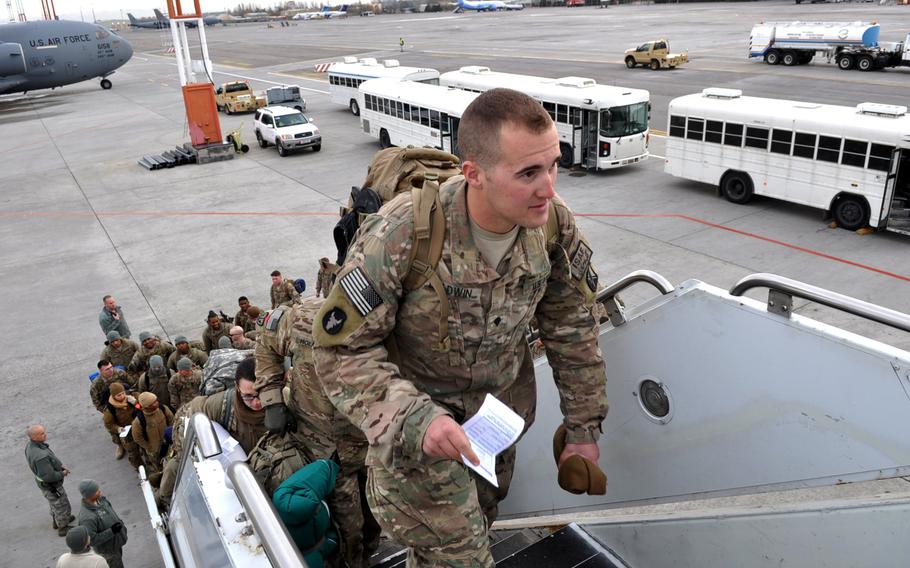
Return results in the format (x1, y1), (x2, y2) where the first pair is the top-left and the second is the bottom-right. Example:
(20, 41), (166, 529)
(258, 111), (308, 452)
(625, 56), (636, 69)
(558, 144), (574, 168)
(833, 196), (869, 231)
(720, 171), (754, 204)
(649, 59), (660, 71)
(856, 55), (874, 72)
(836, 54), (854, 70)
(379, 129), (392, 149)
(765, 50), (780, 65)
(782, 52), (797, 66)
(350, 99), (360, 116)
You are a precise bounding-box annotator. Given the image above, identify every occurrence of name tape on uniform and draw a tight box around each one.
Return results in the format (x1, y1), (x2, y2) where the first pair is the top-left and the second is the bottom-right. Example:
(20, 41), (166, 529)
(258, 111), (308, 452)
(340, 267), (383, 317)
(570, 242), (592, 281)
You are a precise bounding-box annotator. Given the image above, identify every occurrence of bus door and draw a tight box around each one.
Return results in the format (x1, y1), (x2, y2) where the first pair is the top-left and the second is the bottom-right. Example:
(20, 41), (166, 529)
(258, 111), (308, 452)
(576, 108), (598, 169)
(881, 149), (910, 234)
(441, 115), (460, 154)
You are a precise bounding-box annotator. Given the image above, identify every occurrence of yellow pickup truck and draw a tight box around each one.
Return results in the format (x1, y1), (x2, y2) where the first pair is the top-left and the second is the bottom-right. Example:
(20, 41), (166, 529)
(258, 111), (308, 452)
(624, 39), (688, 70)
(215, 81), (266, 114)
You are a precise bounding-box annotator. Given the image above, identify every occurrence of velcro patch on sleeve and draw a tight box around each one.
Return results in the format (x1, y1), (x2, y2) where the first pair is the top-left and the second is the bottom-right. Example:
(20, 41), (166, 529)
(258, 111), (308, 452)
(570, 241), (593, 281)
(339, 267), (383, 317)
(265, 307), (285, 331)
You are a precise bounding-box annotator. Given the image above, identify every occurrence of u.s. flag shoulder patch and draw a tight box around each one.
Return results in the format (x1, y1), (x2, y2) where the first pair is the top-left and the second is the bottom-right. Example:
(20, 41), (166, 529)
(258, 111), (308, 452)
(340, 267), (383, 317)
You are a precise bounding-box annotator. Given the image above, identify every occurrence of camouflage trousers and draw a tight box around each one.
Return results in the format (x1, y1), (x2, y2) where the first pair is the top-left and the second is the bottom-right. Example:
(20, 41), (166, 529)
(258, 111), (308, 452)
(289, 365), (381, 568)
(109, 431), (143, 470)
(140, 447), (162, 476)
(40, 483), (72, 529)
(366, 445), (517, 568)
(156, 458), (179, 510)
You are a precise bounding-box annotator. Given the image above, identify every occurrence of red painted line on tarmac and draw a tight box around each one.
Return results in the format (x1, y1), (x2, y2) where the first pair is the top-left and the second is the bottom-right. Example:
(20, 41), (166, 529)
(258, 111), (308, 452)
(577, 212), (910, 283)
(3, 209), (906, 283)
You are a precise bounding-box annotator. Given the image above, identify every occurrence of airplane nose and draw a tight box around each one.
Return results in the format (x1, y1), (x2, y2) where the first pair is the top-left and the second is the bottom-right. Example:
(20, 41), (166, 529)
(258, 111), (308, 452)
(120, 38), (134, 62)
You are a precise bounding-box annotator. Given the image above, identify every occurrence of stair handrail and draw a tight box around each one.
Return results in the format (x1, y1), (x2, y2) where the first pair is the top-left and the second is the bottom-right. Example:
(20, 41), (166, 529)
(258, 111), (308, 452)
(730, 272), (910, 333)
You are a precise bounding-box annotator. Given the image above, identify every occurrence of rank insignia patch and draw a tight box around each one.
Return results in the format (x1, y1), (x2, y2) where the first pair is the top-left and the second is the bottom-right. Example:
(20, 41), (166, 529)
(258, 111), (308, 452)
(322, 307), (347, 335)
(570, 242), (593, 281)
(340, 267), (383, 317)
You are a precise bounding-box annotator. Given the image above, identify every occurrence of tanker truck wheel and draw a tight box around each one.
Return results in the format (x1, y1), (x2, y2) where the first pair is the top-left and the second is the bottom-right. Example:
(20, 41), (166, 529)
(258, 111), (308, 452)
(764, 50), (780, 65)
(782, 52), (797, 66)
(836, 54), (854, 70)
(856, 55), (874, 72)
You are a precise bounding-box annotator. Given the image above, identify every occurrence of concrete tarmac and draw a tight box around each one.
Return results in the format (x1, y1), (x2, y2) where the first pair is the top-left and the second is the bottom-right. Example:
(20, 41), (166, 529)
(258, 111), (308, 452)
(1, 2), (908, 566)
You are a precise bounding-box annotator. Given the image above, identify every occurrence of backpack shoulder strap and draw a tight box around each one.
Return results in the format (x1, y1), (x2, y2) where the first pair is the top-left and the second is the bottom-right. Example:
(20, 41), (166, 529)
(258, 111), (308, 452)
(218, 388), (234, 431)
(401, 174), (450, 352)
(544, 201), (559, 249)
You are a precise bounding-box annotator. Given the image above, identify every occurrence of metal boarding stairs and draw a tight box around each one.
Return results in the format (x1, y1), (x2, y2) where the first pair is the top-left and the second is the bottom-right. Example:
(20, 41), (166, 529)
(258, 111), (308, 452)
(143, 270), (910, 568)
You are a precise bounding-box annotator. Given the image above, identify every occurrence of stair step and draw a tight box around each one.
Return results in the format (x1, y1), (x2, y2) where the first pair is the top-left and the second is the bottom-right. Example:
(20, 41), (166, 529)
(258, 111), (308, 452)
(490, 528), (549, 562)
(495, 524), (625, 568)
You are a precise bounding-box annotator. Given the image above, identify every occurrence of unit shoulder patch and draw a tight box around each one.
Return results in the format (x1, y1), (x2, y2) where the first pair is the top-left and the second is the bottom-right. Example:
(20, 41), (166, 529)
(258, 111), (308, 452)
(339, 267), (383, 317)
(570, 241), (593, 281)
(586, 266), (599, 293)
(266, 306), (286, 332)
(322, 307), (347, 335)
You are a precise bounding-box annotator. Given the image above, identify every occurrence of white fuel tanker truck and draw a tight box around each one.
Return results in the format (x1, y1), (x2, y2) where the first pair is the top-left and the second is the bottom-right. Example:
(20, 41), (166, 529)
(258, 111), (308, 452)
(750, 21), (910, 71)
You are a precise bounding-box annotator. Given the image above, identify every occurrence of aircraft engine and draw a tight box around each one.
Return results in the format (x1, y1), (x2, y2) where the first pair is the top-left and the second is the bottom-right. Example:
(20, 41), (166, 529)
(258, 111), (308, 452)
(0, 42), (26, 76)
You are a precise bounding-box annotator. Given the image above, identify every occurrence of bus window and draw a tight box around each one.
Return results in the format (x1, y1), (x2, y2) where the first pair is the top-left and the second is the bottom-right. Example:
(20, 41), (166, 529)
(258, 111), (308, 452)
(420, 108), (430, 127)
(868, 143), (894, 172)
(724, 123), (743, 147)
(686, 118), (704, 141)
(441, 113), (450, 134)
(669, 115), (685, 138)
(543, 102), (556, 121)
(430, 110), (440, 130)
(419, 78), (440, 86)
(817, 136), (840, 163)
(793, 132), (816, 159)
(705, 120), (723, 143)
(745, 126), (769, 150)
(771, 129), (793, 155)
(556, 104), (568, 124)
(600, 102), (648, 137)
(841, 139), (868, 168)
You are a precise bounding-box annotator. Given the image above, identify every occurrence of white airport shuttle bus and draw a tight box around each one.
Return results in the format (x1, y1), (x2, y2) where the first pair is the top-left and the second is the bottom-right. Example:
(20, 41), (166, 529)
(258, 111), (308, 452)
(440, 66), (651, 170)
(328, 57), (439, 116)
(664, 88), (910, 234)
(358, 78), (479, 152)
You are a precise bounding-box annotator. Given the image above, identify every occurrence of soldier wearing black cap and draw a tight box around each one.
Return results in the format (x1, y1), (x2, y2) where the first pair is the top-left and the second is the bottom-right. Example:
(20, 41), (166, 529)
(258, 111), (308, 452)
(166, 335), (208, 373)
(57, 526), (107, 567)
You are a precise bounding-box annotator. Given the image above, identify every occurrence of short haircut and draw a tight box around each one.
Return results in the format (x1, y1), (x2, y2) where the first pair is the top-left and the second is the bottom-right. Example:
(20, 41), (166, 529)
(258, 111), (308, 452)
(235, 356), (256, 384)
(97, 359), (111, 369)
(102, 295), (112, 303)
(238, 296), (249, 303)
(270, 270), (281, 277)
(457, 88), (553, 169)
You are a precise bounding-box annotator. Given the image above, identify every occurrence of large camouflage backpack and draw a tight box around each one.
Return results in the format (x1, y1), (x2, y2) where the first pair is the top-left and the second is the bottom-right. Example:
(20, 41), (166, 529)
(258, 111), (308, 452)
(246, 432), (310, 496)
(200, 349), (254, 395)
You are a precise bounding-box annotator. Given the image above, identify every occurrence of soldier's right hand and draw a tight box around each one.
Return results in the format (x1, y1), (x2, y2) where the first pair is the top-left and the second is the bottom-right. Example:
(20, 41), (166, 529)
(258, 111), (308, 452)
(422, 415), (479, 465)
(111, 522), (123, 533)
(264, 403), (288, 434)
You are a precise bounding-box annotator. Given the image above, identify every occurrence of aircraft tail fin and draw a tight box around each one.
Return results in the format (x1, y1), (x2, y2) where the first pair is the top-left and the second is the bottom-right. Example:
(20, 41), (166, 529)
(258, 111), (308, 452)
(127, 13), (138, 23)
(320, 5), (330, 12)
(154, 8), (167, 22)
(339, 4), (349, 11)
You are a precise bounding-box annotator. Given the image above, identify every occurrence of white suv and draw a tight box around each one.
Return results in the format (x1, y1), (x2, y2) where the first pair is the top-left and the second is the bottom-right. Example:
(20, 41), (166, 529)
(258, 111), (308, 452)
(254, 106), (322, 157)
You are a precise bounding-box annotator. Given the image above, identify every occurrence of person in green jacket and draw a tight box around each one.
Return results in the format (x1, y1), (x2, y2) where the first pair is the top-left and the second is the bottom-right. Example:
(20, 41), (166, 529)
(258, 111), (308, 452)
(76, 480), (128, 568)
(25, 424), (74, 536)
(272, 459), (340, 568)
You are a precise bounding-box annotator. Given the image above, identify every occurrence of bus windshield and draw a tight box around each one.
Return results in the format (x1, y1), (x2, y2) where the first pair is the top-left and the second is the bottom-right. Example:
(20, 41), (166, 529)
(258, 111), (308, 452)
(600, 102), (649, 138)
(275, 113), (308, 128)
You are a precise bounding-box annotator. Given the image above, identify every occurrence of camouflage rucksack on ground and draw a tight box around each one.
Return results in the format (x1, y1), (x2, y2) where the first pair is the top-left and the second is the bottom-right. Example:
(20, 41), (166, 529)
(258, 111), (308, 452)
(247, 432), (310, 496)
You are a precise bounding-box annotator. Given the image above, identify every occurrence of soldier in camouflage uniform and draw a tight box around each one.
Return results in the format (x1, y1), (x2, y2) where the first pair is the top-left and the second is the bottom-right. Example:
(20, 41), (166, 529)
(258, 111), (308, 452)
(128, 332), (176, 378)
(229, 326), (256, 349)
(132, 392), (174, 476)
(255, 299), (381, 568)
(270, 270), (300, 308)
(25, 424), (74, 536)
(100, 331), (139, 371)
(313, 89), (608, 567)
(316, 257), (339, 298)
(202, 311), (232, 353)
(168, 357), (203, 412)
(90, 360), (136, 414)
(166, 335), (208, 373)
(234, 296), (259, 333)
(139, 355), (173, 412)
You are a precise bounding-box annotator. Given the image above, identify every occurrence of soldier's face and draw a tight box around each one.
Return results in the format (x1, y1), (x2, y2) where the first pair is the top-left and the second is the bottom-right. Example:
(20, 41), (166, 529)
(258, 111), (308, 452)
(32, 427), (47, 442)
(113, 392), (126, 403)
(100, 364), (114, 378)
(239, 299), (250, 311)
(179, 369), (192, 377)
(143, 338), (156, 349)
(208, 317), (221, 329)
(271, 275), (281, 286)
(111, 339), (122, 349)
(237, 379), (263, 411)
(177, 342), (189, 353)
(104, 297), (117, 311)
(466, 123), (559, 232)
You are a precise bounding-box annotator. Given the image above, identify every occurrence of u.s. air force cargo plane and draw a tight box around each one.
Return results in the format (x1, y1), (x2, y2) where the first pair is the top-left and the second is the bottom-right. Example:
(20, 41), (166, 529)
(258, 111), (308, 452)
(0, 20), (133, 95)
(455, 0), (524, 12)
